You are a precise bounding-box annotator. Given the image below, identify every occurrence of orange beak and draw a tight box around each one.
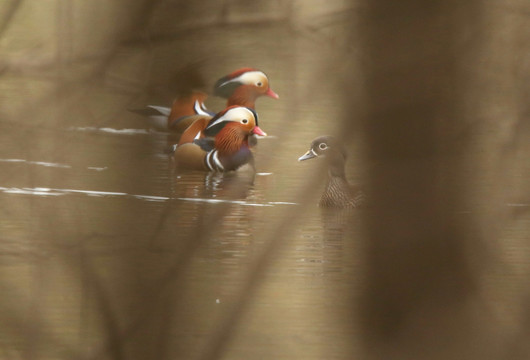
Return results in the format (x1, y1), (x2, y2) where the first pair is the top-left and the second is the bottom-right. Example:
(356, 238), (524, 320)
(252, 126), (267, 136)
(265, 88), (279, 99)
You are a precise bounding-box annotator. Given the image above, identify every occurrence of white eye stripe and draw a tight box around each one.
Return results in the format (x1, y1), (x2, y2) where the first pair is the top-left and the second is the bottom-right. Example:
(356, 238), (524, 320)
(206, 107), (255, 130)
(218, 71), (266, 88)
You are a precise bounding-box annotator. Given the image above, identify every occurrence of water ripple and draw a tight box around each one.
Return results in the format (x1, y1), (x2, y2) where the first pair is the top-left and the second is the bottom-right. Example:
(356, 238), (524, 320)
(0, 186), (298, 206)
(0, 158), (71, 169)
(68, 126), (166, 135)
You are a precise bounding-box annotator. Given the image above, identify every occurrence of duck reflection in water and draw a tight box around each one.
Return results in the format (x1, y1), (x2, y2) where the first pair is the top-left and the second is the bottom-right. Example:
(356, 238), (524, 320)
(321, 207), (363, 274)
(171, 169), (257, 204)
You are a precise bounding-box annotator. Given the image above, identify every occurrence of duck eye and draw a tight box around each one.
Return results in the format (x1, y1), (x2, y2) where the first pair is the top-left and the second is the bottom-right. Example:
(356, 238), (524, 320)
(241, 119), (249, 124)
(256, 82), (263, 87)
(318, 143), (328, 150)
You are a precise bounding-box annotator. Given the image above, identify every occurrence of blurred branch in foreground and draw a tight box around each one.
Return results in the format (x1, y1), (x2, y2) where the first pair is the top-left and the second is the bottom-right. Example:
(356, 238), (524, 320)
(357, 1), (530, 359)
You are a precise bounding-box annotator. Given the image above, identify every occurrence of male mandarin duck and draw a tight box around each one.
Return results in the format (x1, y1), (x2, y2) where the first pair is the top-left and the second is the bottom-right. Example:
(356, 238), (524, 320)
(213, 67), (279, 108)
(174, 106), (266, 172)
(134, 68), (278, 133)
(298, 136), (365, 208)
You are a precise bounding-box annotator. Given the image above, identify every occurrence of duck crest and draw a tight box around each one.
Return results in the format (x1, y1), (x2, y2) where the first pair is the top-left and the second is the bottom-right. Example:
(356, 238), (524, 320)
(228, 67), (257, 78)
(214, 68), (258, 91)
(214, 68), (275, 105)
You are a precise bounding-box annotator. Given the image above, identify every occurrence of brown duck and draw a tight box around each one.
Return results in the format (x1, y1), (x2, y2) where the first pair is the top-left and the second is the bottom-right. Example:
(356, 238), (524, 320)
(298, 136), (365, 208)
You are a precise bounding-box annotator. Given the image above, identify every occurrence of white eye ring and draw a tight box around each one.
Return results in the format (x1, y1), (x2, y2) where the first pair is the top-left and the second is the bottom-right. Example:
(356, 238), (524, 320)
(318, 143), (328, 150)
(241, 119), (249, 124)
(256, 82), (263, 87)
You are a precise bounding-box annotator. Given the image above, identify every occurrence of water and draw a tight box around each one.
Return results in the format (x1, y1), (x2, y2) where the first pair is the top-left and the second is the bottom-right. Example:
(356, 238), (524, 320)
(0, 120), (363, 359)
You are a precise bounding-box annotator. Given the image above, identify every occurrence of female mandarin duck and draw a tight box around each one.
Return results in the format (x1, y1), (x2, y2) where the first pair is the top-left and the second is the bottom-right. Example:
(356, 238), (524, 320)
(137, 68), (278, 133)
(298, 136), (365, 208)
(174, 106), (266, 172)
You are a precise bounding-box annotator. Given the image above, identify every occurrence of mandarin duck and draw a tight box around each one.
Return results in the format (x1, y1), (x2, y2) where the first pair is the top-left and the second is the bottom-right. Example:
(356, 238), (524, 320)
(174, 106), (266, 172)
(134, 68), (278, 133)
(298, 136), (365, 208)
(213, 67), (279, 108)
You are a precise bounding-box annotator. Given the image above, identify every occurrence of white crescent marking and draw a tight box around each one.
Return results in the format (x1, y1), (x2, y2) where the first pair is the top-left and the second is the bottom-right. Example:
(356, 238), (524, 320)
(194, 100), (210, 116)
(218, 71), (266, 88)
(213, 150), (224, 171)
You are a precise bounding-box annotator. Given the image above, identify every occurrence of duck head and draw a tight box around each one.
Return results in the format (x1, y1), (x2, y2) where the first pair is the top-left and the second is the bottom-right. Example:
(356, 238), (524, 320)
(204, 106), (266, 155)
(214, 68), (279, 108)
(298, 135), (347, 177)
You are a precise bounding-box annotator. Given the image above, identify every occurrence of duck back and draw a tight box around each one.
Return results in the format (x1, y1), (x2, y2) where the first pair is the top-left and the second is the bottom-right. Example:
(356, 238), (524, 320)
(320, 176), (365, 208)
